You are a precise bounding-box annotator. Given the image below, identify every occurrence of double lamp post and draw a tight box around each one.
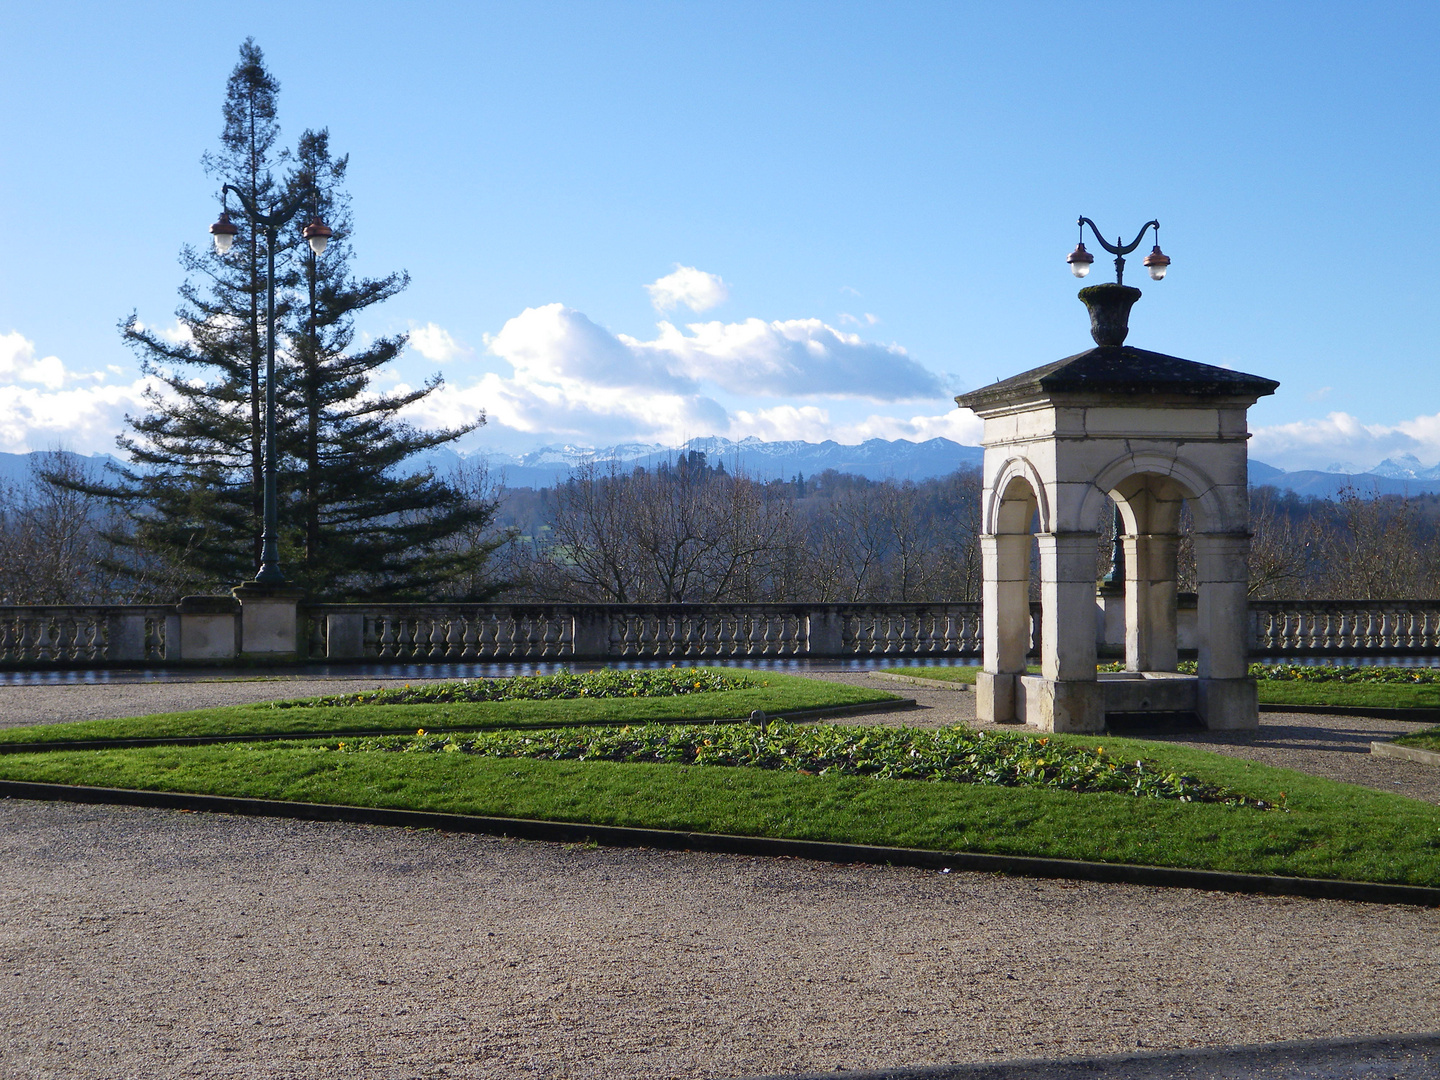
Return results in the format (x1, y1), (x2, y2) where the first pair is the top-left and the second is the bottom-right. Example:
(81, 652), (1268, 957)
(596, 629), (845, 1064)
(210, 189), (331, 587)
(1065, 217), (1172, 592)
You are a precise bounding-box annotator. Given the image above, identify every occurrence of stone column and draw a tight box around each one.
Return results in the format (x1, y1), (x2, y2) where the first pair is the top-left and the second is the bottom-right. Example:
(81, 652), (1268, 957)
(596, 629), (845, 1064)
(976, 533), (1030, 723)
(1194, 532), (1257, 729)
(1035, 531), (1103, 732)
(1124, 533), (1179, 672)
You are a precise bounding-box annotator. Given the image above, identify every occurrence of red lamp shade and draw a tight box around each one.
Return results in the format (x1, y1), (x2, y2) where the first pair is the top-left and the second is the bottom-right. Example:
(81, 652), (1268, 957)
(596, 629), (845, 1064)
(209, 211), (239, 255)
(1066, 242), (1094, 278)
(1142, 244), (1171, 281)
(302, 219), (333, 256)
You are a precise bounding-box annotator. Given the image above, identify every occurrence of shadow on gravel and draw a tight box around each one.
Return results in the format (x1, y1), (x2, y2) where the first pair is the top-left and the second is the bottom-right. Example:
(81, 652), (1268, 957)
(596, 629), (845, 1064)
(739, 1031), (1440, 1080)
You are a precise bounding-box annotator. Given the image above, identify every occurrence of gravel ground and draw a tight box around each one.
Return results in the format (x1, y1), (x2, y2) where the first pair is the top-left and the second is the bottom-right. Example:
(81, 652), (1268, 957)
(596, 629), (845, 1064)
(1, 670), (1438, 1078)
(0, 676), (461, 729)
(2, 798), (1438, 1080)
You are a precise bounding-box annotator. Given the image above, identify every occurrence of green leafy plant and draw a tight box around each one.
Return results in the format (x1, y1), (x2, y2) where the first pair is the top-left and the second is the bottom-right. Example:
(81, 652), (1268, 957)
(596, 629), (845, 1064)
(275, 668), (757, 709)
(333, 721), (1281, 809)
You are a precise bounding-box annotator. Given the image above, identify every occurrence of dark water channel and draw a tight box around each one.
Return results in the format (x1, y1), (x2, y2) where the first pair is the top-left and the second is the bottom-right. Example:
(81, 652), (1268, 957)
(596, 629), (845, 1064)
(2, 654), (1438, 686)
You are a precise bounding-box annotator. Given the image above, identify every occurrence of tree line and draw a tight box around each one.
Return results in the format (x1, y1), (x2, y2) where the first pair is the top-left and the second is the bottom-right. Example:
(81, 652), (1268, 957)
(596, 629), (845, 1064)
(7, 443), (1440, 606)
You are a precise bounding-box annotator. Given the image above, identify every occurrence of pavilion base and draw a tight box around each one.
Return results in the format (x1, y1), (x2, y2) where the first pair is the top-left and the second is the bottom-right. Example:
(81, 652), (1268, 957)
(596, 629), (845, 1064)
(1000, 672), (1259, 733)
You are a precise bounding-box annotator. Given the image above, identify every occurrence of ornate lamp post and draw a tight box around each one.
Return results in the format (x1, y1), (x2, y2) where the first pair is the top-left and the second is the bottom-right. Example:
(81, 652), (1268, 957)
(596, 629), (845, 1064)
(1067, 217), (1170, 285)
(209, 188), (330, 585)
(1067, 218), (1172, 597)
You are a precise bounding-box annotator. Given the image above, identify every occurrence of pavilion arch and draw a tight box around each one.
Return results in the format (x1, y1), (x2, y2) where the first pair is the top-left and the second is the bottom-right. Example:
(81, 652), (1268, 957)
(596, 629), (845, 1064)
(1081, 452), (1229, 537)
(955, 283), (1278, 734)
(985, 456), (1051, 535)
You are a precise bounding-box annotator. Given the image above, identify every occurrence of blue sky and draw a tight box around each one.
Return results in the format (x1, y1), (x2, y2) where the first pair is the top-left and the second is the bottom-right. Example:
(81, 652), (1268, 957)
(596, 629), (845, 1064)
(2, 2), (1439, 472)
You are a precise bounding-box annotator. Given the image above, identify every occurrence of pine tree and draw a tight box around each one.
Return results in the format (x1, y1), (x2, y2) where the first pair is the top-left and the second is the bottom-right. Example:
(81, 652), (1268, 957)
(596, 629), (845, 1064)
(94, 37), (291, 589)
(275, 129), (502, 598)
(70, 40), (503, 600)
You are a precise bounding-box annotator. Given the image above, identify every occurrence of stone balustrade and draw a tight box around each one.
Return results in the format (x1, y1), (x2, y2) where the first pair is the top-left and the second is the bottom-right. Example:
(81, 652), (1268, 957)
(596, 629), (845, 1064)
(1248, 600), (1440, 656)
(303, 603), (984, 663)
(4, 597), (1440, 667)
(0, 606), (174, 665)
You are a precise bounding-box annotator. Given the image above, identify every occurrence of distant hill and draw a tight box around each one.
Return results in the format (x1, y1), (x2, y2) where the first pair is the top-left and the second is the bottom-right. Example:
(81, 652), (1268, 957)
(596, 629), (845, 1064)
(1248, 466), (1440, 499)
(475, 436), (987, 488)
(0, 450), (124, 488)
(5, 444), (1438, 501)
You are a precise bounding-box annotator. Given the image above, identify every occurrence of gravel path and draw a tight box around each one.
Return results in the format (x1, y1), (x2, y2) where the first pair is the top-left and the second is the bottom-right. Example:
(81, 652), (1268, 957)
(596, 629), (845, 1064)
(3, 798), (1438, 1080)
(2, 671), (1439, 1078)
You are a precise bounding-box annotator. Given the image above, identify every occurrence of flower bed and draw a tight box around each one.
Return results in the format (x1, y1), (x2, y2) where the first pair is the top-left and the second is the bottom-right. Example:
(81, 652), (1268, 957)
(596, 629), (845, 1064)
(276, 669), (756, 709)
(332, 721), (1282, 809)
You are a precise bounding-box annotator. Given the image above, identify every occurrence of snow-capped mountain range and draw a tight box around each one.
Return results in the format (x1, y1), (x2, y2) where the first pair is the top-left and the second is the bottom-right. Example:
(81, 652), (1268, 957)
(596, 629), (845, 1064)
(7, 441), (1440, 499)
(479, 436), (984, 487)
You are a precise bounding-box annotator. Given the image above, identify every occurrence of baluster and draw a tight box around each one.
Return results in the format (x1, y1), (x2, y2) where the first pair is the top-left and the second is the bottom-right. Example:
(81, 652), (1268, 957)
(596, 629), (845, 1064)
(33, 617), (55, 662)
(779, 614), (796, 656)
(717, 616), (737, 659)
(83, 615), (102, 662)
(853, 613), (871, 655)
(745, 614), (763, 656)
(911, 611), (930, 655)
(558, 613), (574, 657)
(880, 615), (897, 654)
(378, 617), (397, 658)
(460, 615), (479, 659)
(476, 614), (496, 657)
(444, 616), (464, 658)
(500, 612), (518, 657)
(763, 615), (780, 657)
(55, 616), (76, 662)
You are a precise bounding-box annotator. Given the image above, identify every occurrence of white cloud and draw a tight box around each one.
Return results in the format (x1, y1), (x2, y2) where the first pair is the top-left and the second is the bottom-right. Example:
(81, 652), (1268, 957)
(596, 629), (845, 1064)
(635, 317), (942, 400)
(1248, 410), (1440, 473)
(400, 287), (960, 454)
(728, 405), (836, 443)
(0, 380), (155, 454)
(644, 265), (729, 313)
(409, 322), (471, 362)
(1, 331), (100, 391)
(490, 304), (697, 393)
(0, 330), (166, 454)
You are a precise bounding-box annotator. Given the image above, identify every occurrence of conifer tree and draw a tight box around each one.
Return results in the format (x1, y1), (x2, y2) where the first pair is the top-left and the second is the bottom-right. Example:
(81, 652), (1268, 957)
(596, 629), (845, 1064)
(74, 40), (503, 599)
(275, 129), (501, 598)
(100, 37), (291, 588)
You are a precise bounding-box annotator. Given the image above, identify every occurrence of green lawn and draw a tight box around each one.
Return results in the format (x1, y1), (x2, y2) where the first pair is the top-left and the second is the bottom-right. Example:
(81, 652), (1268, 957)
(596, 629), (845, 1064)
(1, 729), (1436, 885)
(1254, 681), (1440, 710)
(1394, 727), (1440, 754)
(0, 671), (896, 746)
(879, 665), (1440, 712)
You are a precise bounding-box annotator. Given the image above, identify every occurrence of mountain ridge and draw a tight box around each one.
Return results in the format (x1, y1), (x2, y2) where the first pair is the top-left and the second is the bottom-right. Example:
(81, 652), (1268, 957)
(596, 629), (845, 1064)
(6, 442), (1440, 498)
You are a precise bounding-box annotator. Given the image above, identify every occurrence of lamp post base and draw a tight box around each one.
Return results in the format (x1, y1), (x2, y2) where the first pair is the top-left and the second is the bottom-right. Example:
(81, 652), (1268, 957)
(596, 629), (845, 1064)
(232, 581), (306, 660)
